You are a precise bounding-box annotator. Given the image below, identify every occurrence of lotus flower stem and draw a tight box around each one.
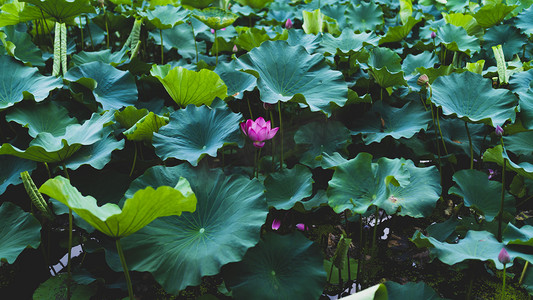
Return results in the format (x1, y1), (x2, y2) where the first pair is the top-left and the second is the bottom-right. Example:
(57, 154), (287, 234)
(519, 261), (529, 285)
(61, 163), (73, 300)
(104, 6), (110, 49)
(501, 265), (507, 300)
(85, 15), (94, 50)
(190, 22), (199, 65)
(465, 121), (474, 169)
(278, 102), (284, 170)
(429, 103), (443, 181)
(270, 111), (276, 169)
(497, 158), (506, 242)
(435, 107), (449, 156)
(116, 239), (134, 300)
(79, 16), (84, 51)
(44, 162), (51, 179)
(214, 29), (218, 66)
(39, 9), (53, 45)
(355, 216), (363, 292)
(247, 98), (253, 119)
(372, 206), (379, 248)
(129, 142), (138, 177)
(160, 29), (164, 64)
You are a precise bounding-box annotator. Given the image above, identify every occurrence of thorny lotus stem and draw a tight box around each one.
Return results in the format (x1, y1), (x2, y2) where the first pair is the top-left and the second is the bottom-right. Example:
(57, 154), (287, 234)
(519, 261), (529, 285)
(498, 156), (507, 243)
(62, 163), (72, 300)
(278, 101), (284, 170)
(160, 29), (164, 64)
(116, 239), (134, 300)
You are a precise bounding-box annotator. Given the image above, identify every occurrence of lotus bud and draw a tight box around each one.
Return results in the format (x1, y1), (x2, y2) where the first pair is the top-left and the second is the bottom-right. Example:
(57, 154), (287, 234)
(296, 223), (307, 231)
(430, 31), (436, 39)
(272, 219), (281, 230)
(498, 248), (511, 265)
(495, 125), (504, 137)
(232, 45), (238, 53)
(210, 28), (215, 34)
(285, 18), (293, 29)
(417, 74), (429, 86)
(263, 102), (273, 110)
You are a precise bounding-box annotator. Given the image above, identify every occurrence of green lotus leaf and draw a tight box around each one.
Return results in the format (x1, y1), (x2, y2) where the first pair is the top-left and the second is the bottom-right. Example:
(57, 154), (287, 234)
(234, 27), (272, 52)
(350, 101), (431, 144)
(504, 131), (533, 157)
(449, 169), (515, 222)
(502, 223), (533, 246)
(367, 47), (407, 90)
(473, 3), (517, 28)
(21, 0), (95, 22)
(287, 29), (322, 54)
(150, 64), (227, 107)
(445, 0), (469, 13)
(402, 51), (438, 76)
(0, 202), (41, 264)
(437, 118), (485, 156)
(152, 104), (242, 166)
(1, 25), (44, 66)
(385, 281), (445, 300)
(0, 156), (36, 195)
(114, 106), (149, 129)
(319, 29), (380, 56)
(302, 9), (340, 35)
(71, 47), (129, 67)
(515, 5), (533, 36)
(431, 72), (518, 126)
(214, 60), (257, 100)
(267, 1), (297, 22)
(149, 23), (207, 60)
(234, 0), (273, 9)
(509, 69), (533, 97)
(123, 112), (169, 142)
(265, 164), (313, 210)
(6, 102), (77, 138)
(0, 111), (114, 163)
(119, 164), (267, 293)
(345, 1), (383, 33)
(342, 283), (388, 300)
(324, 258), (358, 285)
(0, 0), (34, 27)
(484, 145), (533, 180)
(483, 25), (525, 61)
(293, 120), (351, 169)
(379, 16), (422, 45)
(518, 90), (533, 130)
(139, 4), (188, 29)
(64, 61), (138, 111)
(0, 56), (62, 110)
(39, 175), (196, 239)
(33, 274), (96, 300)
(318, 152), (349, 169)
(65, 132), (124, 170)
(442, 12), (483, 38)
(193, 7), (238, 30)
(436, 24), (480, 55)
(181, 0), (214, 9)
(223, 232), (326, 300)
(293, 190), (330, 212)
(411, 230), (533, 269)
(236, 40), (347, 116)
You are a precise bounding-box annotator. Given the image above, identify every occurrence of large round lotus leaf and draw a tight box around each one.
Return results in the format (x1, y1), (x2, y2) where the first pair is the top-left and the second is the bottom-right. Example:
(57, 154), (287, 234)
(0, 56), (62, 110)
(64, 61), (138, 111)
(0, 1), (34, 27)
(1, 25), (44, 67)
(222, 232), (326, 300)
(437, 24), (480, 55)
(139, 5), (188, 29)
(385, 281), (444, 300)
(214, 60), (257, 100)
(236, 40), (347, 116)
(0, 111), (114, 163)
(449, 169), (514, 222)
(509, 69), (533, 97)
(0, 156), (36, 195)
(367, 47), (407, 89)
(473, 3), (517, 28)
(6, 102), (77, 138)
(287, 29), (322, 54)
(71, 48), (129, 67)
(350, 101), (431, 144)
(0, 202), (41, 264)
(484, 145), (533, 180)
(504, 131), (533, 157)
(411, 230), (533, 269)
(234, 0), (273, 9)
(328, 153), (440, 217)
(402, 51), (438, 76)
(442, 12), (483, 38)
(518, 90), (533, 130)
(483, 25), (525, 61)
(437, 117), (485, 156)
(153, 104), (242, 166)
(234, 27), (271, 52)
(515, 5), (533, 36)
(22, 0), (95, 22)
(431, 72), (518, 127)
(193, 7), (238, 30)
(181, 0), (214, 9)
(319, 29), (380, 56)
(65, 132), (124, 170)
(149, 23), (207, 60)
(345, 1), (383, 32)
(150, 64), (227, 107)
(114, 106), (148, 129)
(265, 164), (314, 210)
(379, 17), (422, 45)
(119, 164), (268, 294)
(293, 120), (351, 169)
(123, 112), (169, 142)
(39, 175), (196, 238)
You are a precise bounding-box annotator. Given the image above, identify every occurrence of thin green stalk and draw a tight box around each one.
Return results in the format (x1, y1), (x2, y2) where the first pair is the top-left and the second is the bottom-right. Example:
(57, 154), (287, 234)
(435, 107), (449, 155)
(85, 15), (94, 50)
(328, 261), (335, 283)
(104, 7), (110, 48)
(129, 142), (138, 177)
(160, 29), (164, 64)
(40, 9), (53, 44)
(501, 265), (507, 300)
(79, 16), (84, 50)
(465, 121), (474, 169)
(520, 261), (529, 285)
(356, 217), (362, 292)
(116, 239), (134, 300)
(62, 163), (72, 300)
(214, 29), (218, 66)
(278, 101), (284, 170)
(247, 98), (253, 119)
(498, 157), (507, 242)
(344, 213), (352, 288)
(190, 22), (198, 65)
(372, 206), (379, 248)
(44, 162), (51, 179)
(429, 103), (443, 181)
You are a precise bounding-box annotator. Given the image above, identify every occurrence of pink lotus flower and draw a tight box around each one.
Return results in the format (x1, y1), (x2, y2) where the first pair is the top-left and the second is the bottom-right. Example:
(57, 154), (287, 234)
(240, 117), (279, 148)
(272, 219), (281, 230)
(296, 223), (307, 231)
(285, 18), (293, 29)
(498, 248), (511, 265)
(211, 28), (226, 34)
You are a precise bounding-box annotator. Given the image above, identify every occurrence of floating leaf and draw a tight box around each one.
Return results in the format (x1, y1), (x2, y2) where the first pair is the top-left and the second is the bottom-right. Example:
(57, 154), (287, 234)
(39, 176), (196, 238)
(0, 202), (41, 264)
(223, 232), (326, 300)
(150, 64), (227, 107)
(152, 104), (242, 166)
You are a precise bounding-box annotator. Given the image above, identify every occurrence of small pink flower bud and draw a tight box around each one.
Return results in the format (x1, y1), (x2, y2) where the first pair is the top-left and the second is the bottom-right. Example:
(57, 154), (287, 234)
(210, 29), (215, 34)
(232, 45), (238, 53)
(285, 18), (293, 29)
(430, 31), (436, 39)
(495, 125), (504, 137)
(498, 248), (511, 265)
(417, 74), (430, 86)
(272, 219), (281, 230)
(296, 223), (307, 231)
